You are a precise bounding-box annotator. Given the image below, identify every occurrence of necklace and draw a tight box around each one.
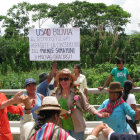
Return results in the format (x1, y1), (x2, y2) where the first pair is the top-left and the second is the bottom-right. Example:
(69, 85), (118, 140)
(62, 89), (70, 98)
(62, 91), (69, 98)
(63, 93), (67, 97)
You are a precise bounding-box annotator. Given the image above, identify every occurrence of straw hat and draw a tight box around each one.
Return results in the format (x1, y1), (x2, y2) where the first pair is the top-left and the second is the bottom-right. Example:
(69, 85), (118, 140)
(55, 68), (76, 82)
(107, 82), (123, 92)
(35, 96), (67, 115)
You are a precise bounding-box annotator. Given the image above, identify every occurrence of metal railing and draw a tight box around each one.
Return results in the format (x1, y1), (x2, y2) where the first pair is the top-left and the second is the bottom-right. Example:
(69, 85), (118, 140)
(1, 87), (140, 95)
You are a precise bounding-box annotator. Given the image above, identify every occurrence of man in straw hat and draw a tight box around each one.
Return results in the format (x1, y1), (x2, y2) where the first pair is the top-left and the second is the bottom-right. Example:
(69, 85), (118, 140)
(21, 95), (76, 140)
(98, 82), (140, 135)
(21, 95), (109, 140)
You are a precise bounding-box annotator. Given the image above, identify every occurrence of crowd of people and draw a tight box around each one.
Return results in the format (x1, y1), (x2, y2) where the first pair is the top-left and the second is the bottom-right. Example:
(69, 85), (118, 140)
(1, 58), (140, 140)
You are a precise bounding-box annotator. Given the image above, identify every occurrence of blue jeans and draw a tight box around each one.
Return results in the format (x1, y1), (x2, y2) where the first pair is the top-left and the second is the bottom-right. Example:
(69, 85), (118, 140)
(66, 130), (84, 140)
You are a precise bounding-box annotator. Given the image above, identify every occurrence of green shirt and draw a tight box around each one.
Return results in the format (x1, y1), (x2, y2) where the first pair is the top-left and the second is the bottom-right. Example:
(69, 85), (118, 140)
(58, 97), (74, 130)
(111, 67), (129, 87)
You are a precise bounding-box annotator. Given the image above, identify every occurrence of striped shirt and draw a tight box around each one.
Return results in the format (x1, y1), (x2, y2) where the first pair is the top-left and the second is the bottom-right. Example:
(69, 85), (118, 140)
(30, 122), (69, 140)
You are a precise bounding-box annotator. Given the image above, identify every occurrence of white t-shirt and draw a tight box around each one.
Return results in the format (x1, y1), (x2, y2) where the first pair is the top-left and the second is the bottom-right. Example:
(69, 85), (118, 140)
(74, 74), (87, 92)
(126, 94), (136, 120)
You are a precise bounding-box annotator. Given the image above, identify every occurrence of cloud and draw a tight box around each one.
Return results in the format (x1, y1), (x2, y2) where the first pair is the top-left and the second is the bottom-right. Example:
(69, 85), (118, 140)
(0, 0), (140, 34)
(122, 0), (140, 34)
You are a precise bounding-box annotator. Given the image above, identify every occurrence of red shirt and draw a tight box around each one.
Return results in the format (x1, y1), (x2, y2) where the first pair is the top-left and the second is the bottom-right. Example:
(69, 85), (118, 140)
(0, 92), (23, 140)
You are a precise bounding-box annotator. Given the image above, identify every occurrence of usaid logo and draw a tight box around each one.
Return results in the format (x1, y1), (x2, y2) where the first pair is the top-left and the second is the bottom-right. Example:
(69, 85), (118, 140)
(35, 28), (73, 36)
(36, 29), (51, 36)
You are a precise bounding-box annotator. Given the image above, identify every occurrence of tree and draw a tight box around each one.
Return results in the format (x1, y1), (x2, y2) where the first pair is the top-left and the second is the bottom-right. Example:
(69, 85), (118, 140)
(48, 3), (72, 27)
(105, 5), (131, 32)
(48, 1), (130, 33)
(48, 1), (107, 29)
(28, 3), (52, 28)
(0, 2), (32, 38)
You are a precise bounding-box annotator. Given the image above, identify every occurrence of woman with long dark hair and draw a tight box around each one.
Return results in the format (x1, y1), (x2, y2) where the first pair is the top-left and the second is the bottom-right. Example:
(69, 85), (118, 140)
(122, 80), (137, 133)
(73, 64), (89, 100)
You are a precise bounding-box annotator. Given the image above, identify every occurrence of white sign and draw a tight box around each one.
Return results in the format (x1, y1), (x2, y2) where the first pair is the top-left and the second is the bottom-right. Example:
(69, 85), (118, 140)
(29, 28), (80, 61)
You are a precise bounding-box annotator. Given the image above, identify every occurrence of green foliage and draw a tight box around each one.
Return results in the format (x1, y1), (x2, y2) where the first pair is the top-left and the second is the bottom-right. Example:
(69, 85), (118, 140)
(0, 1), (139, 71)
(48, 1), (130, 31)
(28, 3), (52, 28)
(1, 2), (31, 38)
(84, 94), (108, 121)
(105, 5), (131, 31)
(0, 68), (52, 89)
(2, 63), (140, 121)
(127, 64), (140, 82)
(48, 3), (72, 27)
(8, 112), (21, 121)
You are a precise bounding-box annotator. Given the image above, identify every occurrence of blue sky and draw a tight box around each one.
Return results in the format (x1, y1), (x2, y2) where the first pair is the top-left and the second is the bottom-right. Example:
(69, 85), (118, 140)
(0, 0), (140, 34)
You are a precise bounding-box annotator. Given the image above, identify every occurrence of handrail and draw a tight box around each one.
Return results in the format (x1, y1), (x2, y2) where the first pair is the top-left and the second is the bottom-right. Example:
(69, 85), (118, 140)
(0, 87), (140, 95)
(0, 89), (26, 95)
(88, 87), (140, 94)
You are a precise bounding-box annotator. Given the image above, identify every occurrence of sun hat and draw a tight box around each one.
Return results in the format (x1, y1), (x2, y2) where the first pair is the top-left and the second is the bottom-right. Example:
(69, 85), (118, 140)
(39, 72), (48, 83)
(55, 68), (76, 82)
(25, 78), (36, 87)
(35, 96), (67, 115)
(107, 82), (123, 92)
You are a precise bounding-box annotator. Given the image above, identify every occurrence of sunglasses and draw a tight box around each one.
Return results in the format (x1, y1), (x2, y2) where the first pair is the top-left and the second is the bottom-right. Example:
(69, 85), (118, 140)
(59, 77), (69, 81)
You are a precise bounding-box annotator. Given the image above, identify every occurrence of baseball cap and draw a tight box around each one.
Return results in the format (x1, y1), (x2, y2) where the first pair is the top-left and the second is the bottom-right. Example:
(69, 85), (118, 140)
(25, 78), (36, 87)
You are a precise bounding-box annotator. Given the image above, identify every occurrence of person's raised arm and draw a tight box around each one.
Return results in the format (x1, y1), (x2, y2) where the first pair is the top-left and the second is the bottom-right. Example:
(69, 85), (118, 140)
(47, 61), (57, 84)
(20, 95), (34, 122)
(98, 75), (112, 91)
(21, 95), (32, 114)
(0, 91), (22, 109)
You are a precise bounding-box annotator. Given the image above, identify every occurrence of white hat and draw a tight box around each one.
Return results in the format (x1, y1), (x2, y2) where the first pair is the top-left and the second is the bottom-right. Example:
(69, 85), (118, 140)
(35, 96), (67, 115)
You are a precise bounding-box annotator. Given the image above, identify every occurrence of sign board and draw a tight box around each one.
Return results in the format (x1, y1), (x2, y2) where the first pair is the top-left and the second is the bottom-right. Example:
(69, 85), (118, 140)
(29, 28), (80, 61)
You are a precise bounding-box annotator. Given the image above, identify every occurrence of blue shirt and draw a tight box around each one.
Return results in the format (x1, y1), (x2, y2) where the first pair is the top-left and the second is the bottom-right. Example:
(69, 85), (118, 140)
(98, 99), (135, 134)
(22, 92), (42, 120)
(37, 80), (54, 97)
